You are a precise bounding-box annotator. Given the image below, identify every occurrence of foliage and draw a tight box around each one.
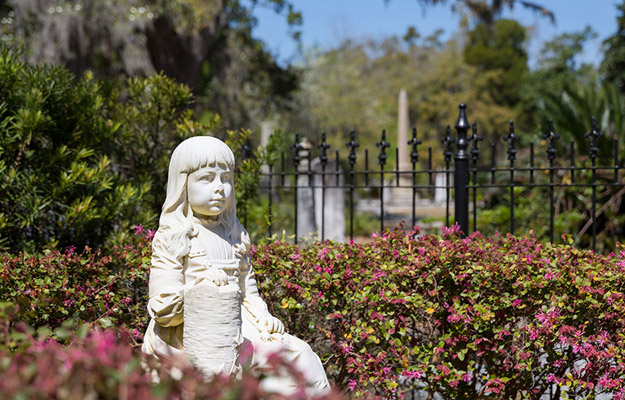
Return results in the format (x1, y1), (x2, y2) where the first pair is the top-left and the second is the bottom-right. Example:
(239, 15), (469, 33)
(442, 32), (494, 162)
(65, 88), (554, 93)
(1, 0), (301, 130)
(463, 19), (528, 109)
(537, 80), (625, 158)
(388, 0), (553, 25)
(0, 48), (151, 252)
(0, 48), (220, 251)
(601, 1), (625, 94)
(253, 228), (625, 399)
(0, 319), (341, 399)
(292, 35), (518, 166)
(3, 227), (625, 397)
(0, 227), (153, 338)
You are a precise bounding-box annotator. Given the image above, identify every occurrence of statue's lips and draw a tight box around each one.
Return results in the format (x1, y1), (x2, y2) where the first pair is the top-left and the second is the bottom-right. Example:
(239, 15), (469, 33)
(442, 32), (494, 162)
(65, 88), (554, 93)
(208, 199), (225, 205)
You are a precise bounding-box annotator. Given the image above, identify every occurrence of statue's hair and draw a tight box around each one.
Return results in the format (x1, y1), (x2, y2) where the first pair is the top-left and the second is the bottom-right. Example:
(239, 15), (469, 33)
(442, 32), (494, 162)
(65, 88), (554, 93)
(152, 136), (250, 264)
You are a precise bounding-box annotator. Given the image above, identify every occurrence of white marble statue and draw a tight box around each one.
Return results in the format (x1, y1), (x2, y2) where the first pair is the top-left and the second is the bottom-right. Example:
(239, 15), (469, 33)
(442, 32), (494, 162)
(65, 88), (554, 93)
(142, 136), (330, 394)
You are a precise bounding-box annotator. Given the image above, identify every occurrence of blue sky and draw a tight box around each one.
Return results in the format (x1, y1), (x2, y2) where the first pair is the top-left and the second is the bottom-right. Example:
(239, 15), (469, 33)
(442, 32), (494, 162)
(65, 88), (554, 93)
(252, 0), (620, 67)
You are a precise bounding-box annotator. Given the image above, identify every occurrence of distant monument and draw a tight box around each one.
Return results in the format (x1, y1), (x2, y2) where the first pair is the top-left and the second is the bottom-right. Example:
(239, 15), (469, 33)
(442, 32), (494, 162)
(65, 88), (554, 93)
(397, 89), (411, 179)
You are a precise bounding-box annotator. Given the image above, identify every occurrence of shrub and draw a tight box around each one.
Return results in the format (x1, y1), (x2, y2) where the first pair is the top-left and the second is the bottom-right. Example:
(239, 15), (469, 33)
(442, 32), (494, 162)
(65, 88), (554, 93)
(3, 227), (625, 398)
(0, 227), (153, 341)
(253, 227), (625, 399)
(0, 48), (157, 252)
(0, 323), (341, 399)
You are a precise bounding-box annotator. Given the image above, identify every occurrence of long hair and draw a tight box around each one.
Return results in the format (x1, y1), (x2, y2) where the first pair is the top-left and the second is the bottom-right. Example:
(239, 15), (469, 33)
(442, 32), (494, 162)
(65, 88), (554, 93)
(152, 136), (251, 264)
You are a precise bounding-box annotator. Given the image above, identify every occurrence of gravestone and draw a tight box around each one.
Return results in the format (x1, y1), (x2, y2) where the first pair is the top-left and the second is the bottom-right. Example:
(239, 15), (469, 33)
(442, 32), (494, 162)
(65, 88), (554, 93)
(312, 158), (345, 242)
(296, 138), (317, 241)
(434, 169), (448, 204)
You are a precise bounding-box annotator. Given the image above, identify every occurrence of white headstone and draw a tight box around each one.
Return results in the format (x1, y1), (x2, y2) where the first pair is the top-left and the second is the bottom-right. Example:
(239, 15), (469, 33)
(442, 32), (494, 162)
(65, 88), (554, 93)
(312, 158), (345, 242)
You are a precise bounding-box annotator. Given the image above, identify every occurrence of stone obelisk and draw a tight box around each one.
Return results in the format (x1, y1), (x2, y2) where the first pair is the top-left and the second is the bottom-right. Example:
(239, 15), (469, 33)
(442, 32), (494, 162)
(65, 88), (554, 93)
(397, 89), (411, 183)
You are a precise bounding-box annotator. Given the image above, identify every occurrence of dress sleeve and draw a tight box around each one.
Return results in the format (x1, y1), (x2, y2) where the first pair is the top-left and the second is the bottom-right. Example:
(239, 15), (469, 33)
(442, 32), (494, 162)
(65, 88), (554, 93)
(239, 254), (270, 322)
(147, 234), (185, 327)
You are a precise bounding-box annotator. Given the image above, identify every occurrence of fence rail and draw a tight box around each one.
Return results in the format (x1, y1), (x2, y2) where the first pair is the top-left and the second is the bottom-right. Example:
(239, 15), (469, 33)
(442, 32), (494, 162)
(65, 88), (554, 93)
(250, 103), (625, 253)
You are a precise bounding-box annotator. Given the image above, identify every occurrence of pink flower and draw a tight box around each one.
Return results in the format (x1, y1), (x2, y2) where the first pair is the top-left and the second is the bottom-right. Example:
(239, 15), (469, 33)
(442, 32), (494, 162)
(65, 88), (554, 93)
(599, 374), (616, 389)
(65, 245), (76, 256)
(382, 366), (392, 376)
(347, 379), (357, 391)
(544, 270), (555, 280)
(371, 232), (379, 239)
(134, 224), (144, 235)
(546, 373), (559, 383)
(447, 314), (461, 323)
(402, 370), (423, 379)
(512, 299), (522, 307)
(598, 331), (609, 346)
(441, 223), (461, 237)
(462, 372), (473, 382)
(529, 330), (540, 340)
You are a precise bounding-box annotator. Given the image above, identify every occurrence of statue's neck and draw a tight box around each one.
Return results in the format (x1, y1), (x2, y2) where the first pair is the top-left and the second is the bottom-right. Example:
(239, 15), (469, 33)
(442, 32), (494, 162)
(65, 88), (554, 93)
(193, 215), (227, 236)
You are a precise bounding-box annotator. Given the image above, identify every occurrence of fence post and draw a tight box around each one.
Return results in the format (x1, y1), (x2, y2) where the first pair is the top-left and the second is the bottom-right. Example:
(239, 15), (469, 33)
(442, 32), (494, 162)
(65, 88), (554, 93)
(454, 103), (470, 235)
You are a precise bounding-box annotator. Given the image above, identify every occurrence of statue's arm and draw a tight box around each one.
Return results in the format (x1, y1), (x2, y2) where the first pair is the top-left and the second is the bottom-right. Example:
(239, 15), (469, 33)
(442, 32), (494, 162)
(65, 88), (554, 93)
(147, 249), (185, 327)
(239, 255), (269, 316)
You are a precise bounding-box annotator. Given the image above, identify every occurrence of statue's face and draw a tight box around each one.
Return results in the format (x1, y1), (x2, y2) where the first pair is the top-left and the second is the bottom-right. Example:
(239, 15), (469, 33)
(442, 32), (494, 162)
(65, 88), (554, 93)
(187, 163), (234, 218)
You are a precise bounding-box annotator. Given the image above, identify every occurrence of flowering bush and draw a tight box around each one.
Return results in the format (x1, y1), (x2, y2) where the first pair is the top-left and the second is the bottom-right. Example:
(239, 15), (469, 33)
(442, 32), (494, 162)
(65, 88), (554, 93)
(0, 322), (341, 399)
(253, 227), (625, 399)
(0, 226), (153, 345)
(3, 226), (625, 398)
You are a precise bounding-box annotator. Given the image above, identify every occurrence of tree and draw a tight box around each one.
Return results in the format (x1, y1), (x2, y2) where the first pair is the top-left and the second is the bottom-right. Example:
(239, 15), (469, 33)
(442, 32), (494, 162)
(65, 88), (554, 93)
(463, 19), (529, 108)
(601, 1), (625, 94)
(387, 0), (553, 25)
(1, 0), (301, 130)
(519, 27), (598, 134)
(290, 32), (517, 163)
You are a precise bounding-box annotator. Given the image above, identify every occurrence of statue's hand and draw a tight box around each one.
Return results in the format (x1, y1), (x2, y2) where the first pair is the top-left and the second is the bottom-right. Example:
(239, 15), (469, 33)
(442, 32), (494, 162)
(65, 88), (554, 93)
(196, 267), (229, 287)
(261, 315), (285, 335)
(233, 243), (247, 259)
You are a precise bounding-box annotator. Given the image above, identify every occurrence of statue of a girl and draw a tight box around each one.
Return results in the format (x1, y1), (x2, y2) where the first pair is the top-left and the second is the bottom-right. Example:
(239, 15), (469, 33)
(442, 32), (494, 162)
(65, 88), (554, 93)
(142, 136), (330, 394)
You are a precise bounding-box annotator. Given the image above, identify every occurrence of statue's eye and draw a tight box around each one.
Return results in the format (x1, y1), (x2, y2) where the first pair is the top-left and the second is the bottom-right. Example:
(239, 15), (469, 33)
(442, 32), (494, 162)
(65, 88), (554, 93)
(221, 173), (233, 182)
(200, 173), (215, 182)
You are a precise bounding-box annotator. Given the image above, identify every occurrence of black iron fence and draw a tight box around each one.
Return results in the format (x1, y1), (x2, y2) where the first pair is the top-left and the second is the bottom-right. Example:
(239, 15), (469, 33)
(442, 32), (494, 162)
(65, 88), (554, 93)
(250, 103), (625, 253)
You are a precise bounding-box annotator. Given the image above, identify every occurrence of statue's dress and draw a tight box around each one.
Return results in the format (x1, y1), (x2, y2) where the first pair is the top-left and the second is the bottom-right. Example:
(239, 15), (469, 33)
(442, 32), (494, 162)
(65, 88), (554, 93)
(142, 220), (329, 393)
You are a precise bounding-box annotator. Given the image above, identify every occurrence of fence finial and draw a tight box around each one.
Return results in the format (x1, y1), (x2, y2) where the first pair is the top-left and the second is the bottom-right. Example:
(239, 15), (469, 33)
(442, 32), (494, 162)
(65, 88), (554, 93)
(442, 125), (454, 162)
(470, 121), (482, 162)
(504, 120), (519, 161)
(543, 119), (560, 161)
(377, 129), (390, 166)
(346, 130), (359, 168)
(585, 117), (601, 160)
(408, 126), (421, 164)
(291, 133), (302, 168)
(454, 103), (470, 161)
(318, 131), (330, 167)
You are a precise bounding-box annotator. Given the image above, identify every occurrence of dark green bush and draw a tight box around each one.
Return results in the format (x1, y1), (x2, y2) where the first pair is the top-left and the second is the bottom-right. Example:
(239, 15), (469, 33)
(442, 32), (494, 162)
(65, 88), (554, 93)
(0, 48), (196, 252)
